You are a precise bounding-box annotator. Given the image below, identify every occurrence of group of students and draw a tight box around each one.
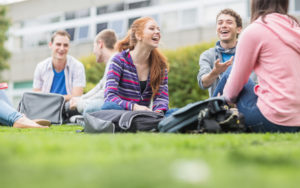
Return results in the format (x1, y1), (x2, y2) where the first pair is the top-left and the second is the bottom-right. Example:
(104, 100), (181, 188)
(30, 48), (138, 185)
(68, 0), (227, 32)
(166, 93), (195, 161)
(1, 0), (300, 133)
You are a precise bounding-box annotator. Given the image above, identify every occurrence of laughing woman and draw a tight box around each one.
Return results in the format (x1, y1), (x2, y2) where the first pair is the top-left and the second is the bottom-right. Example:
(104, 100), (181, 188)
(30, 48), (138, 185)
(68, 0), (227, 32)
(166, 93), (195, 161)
(102, 17), (171, 115)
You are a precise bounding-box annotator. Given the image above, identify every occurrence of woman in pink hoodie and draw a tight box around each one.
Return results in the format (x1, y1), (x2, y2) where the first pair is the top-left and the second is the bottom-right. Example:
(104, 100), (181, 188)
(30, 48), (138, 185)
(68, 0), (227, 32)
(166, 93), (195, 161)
(216, 0), (300, 132)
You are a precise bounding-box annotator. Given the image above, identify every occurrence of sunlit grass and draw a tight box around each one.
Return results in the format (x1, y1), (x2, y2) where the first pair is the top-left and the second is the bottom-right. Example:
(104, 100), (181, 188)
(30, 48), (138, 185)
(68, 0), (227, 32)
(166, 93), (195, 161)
(0, 125), (299, 188)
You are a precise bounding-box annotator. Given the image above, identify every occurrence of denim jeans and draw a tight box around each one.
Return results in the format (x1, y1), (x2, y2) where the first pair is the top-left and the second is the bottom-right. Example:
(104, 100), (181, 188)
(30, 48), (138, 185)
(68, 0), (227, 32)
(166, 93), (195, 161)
(101, 102), (124, 110)
(83, 99), (105, 115)
(101, 102), (178, 117)
(0, 90), (22, 126)
(0, 90), (12, 106)
(213, 68), (300, 133)
(212, 66), (232, 97)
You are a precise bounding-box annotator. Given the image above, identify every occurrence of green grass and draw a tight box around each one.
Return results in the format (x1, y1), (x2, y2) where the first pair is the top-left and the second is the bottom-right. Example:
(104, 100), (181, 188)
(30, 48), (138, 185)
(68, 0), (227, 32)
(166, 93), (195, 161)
(0, 125), (299, 188)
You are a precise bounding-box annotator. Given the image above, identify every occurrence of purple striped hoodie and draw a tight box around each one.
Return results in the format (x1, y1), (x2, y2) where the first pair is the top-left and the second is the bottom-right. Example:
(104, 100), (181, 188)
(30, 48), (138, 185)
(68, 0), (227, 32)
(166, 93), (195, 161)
(104, 50), (169, 112)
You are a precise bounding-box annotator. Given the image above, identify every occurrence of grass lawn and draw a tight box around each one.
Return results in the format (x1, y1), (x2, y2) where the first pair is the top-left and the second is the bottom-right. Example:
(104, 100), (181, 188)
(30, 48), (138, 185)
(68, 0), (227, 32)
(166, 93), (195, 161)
(0, 125), (299, 188)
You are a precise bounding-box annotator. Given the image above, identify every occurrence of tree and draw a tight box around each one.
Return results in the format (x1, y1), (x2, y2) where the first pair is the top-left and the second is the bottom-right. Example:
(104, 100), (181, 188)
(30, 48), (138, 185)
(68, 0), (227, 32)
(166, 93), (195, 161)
(0, 6), (10, 75)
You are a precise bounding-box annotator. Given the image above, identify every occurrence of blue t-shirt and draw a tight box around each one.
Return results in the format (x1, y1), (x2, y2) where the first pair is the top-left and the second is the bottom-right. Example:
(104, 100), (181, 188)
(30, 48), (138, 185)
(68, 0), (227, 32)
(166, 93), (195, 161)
(221, 53), (234, 63)
(50, 69), (67, 95)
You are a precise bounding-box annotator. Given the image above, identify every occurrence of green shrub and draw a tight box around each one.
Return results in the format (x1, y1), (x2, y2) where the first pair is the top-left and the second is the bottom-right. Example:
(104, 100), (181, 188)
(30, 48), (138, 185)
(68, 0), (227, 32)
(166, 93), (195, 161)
(80, 41), (215, 107)
(79, 54), (105, 93)
(164, 41), (215, 107)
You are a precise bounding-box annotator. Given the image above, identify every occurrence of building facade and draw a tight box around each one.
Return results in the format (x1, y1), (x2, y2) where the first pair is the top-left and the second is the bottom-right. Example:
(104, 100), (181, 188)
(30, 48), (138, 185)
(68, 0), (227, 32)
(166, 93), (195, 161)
(3, 0), (300, 104)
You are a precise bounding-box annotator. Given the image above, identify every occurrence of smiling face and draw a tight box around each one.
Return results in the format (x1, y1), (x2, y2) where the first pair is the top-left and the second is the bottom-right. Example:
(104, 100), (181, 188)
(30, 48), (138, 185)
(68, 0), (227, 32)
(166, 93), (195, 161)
(216, 14), (241, 43)
(49, 35), (70, 61)
(138, 20), (161, 49)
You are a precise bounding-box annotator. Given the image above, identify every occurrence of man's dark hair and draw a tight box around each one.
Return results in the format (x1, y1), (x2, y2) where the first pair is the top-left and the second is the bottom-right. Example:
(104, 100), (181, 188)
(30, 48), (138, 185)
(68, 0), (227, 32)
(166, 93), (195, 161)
(251, 0), (298, 24)
(216, 8), (243, 28)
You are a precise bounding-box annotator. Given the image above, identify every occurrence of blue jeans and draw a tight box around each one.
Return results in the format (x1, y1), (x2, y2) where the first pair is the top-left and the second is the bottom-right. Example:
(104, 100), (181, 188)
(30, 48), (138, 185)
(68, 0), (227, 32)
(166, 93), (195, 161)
(101, 102), (178, 117)
(212, 66), (233, 97)
(83, 99), (105, 115)
(0, 89), (12, 106)
(0, 90), (22, 126)
(213, 68), (300, 133)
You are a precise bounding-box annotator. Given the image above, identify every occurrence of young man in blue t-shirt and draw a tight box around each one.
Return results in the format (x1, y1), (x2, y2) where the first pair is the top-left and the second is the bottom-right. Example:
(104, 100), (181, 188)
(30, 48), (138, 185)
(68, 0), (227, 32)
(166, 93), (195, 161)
(33, 30), (86, 102)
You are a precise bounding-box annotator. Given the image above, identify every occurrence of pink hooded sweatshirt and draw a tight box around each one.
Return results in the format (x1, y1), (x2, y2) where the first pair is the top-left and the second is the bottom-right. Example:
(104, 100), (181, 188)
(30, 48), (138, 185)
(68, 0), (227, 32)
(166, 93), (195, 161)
(223, 13), (300, 126)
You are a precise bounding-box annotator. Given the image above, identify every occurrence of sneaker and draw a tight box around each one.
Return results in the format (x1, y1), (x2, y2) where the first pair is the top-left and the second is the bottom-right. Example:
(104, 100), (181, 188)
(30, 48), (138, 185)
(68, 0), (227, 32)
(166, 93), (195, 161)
(76, 118), (85, 127)
(32, 119), (51, 127)
(69, 115), (84, 123)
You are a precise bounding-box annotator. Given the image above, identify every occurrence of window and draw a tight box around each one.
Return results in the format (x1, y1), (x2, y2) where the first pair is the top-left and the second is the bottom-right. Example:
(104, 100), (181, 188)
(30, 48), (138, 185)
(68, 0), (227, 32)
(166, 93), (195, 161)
(246, 0), (250, 17)
(22, 32), (50, 48)
(77, 8), (90, 18)
(97, 6), (108, 15)
(65, 8), (90, 20)
(128, 0), (151, 10)
(78, 25), (89, 40)
(128, 17), (141, 29)
(50, 16), (61, 23)
(96, 20), (125, 37)
(110, 20), (124, 36)
(66, 28), (75, 41)
(65, 11), (76, 20)
(38, 40), (48, 46)
(97, 2), (125, 15)
(96, 23), (108, 34)
(296, 0), (300, 11)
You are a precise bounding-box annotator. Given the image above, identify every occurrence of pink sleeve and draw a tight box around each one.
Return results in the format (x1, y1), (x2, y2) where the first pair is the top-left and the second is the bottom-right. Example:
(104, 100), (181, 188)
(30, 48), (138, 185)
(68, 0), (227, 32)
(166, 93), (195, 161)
(223, 24), (262, 102)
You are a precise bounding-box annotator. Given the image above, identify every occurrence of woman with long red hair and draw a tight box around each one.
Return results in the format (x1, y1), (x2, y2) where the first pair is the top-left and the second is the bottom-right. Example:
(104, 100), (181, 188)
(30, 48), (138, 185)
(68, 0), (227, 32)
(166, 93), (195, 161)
(102, 17), (170, 114)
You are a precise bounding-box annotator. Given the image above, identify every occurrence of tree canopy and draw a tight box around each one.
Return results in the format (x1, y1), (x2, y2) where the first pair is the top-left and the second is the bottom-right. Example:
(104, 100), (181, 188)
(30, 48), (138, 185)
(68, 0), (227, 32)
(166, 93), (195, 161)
(0, 6), (10, 76)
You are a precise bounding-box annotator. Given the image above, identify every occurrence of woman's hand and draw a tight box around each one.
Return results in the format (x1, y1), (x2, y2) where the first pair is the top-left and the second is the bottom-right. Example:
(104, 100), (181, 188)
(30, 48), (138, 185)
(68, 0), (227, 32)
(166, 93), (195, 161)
(133, 104), (152, 111)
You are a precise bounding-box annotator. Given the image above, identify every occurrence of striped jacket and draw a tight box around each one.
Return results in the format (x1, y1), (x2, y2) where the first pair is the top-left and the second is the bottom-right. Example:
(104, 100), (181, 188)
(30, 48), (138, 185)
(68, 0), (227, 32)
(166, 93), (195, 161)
(104, 50), (169, 112)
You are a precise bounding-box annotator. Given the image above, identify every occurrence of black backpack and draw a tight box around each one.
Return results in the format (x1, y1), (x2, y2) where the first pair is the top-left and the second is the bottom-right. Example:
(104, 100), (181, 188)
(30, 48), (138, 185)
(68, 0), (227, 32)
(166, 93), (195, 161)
(158, 97), (246, 133)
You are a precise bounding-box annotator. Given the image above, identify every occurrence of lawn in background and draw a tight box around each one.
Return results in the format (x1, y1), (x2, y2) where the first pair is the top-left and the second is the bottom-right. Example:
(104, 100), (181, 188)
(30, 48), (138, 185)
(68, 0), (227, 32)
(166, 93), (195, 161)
(0, 125), (299, 188)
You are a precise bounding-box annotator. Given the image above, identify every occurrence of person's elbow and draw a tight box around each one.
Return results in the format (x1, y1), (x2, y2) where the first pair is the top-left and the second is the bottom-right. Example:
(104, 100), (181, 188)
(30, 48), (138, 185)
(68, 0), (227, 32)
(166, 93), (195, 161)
(198, 76), (210, 89)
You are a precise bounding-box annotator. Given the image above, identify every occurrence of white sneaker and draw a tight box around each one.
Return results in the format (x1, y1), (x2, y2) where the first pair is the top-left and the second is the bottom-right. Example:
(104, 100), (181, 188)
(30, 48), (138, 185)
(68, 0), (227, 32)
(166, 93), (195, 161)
(69, 115), (84, 123)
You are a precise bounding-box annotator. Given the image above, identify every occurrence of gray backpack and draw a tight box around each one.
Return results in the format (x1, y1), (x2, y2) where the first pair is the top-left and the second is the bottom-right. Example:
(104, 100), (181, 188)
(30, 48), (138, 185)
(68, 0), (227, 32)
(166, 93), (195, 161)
(18, 92), (65, 124)
(83, 110), (164, 133)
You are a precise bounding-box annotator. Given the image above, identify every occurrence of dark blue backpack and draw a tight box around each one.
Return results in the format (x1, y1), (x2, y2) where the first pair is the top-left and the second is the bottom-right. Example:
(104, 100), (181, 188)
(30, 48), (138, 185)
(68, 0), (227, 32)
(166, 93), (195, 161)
(158, 97), (245, 133)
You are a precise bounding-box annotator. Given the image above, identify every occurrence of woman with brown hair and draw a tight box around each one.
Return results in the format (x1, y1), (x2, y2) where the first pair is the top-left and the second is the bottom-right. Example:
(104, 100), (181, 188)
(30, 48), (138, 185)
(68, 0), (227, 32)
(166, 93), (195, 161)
(102, 17), (171, 115)
(216, 0), (300, 132)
